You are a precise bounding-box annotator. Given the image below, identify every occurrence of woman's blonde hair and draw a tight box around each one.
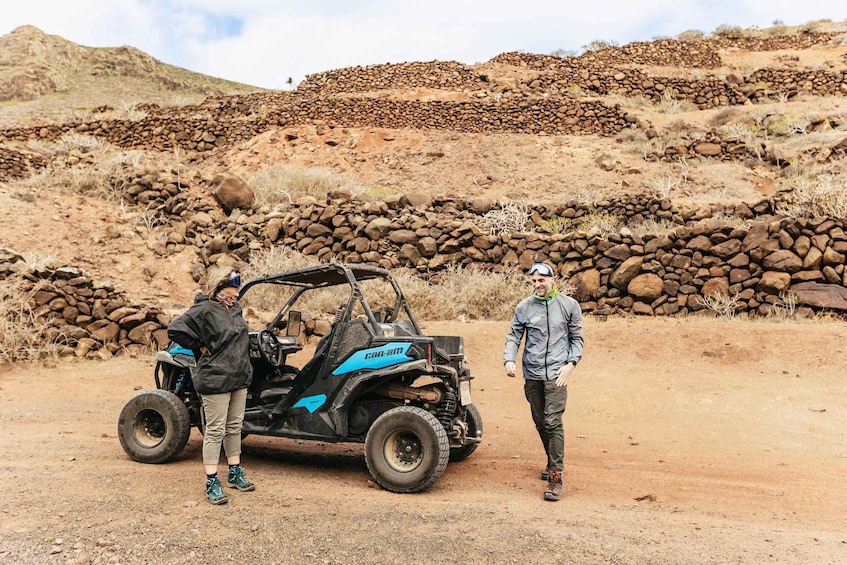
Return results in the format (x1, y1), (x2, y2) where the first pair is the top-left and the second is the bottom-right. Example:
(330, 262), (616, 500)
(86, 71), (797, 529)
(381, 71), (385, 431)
(203, 265), (235, 296)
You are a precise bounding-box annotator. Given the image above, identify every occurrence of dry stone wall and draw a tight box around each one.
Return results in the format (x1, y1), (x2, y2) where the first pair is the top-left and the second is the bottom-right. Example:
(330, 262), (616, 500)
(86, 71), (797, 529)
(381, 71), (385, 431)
(0, 96), (630, 168)
(0, 146), (46, 178)
(106, 174), (847, 319)
(298, 61), (488, 96)
(0, 248), (170, 359)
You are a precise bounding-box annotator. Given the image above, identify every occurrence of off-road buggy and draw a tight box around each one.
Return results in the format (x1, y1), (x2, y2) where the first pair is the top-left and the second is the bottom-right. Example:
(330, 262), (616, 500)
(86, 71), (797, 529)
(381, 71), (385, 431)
(118, 262), (482, 493)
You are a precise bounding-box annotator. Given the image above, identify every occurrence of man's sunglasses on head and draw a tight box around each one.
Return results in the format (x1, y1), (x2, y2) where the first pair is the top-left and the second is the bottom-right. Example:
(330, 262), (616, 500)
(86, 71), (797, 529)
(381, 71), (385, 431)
(529, 263), (554, 276)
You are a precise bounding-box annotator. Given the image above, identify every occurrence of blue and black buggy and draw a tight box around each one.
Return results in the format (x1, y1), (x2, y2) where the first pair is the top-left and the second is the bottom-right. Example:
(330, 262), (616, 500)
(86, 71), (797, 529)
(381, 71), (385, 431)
(118, 262), (482, 493)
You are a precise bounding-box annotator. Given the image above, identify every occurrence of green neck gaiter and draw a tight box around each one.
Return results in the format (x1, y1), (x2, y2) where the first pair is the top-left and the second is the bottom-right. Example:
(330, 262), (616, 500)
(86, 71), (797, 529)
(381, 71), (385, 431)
(534, 287), (558, 302)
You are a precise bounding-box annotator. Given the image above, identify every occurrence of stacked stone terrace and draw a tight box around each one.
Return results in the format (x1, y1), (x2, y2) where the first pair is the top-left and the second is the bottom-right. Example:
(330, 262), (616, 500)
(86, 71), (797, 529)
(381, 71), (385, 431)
(1, 248), (170, 359)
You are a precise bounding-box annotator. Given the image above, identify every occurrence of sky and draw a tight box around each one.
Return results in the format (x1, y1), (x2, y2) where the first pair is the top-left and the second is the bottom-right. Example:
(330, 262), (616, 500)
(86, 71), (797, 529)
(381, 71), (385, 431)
(2, 1), (845, 89)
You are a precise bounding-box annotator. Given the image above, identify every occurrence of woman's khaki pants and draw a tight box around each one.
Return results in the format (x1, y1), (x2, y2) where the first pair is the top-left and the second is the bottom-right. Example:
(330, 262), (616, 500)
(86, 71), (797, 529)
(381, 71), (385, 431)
(200, 388), (247, 466)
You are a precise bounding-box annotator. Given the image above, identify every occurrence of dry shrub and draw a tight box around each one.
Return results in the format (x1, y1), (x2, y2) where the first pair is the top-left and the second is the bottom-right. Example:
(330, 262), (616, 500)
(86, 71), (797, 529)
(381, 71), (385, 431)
(478, 201), (531, 236)
(14, 153), (138, 202)
(677, 29), (704, 41)
(26, 132), (107, 156)
(709, 107), (739, 128)
(395, 266), (531, 321)
(656, 90), (698, 114)
(713, 24), (758, 39)
(627, 218), (677, 238)
(249, 164), (360, 209)
(0, 277), (59, 364)
(776, 174), (847, 218)
(697, 292), (741, 319)
(576, 212), (622, 237)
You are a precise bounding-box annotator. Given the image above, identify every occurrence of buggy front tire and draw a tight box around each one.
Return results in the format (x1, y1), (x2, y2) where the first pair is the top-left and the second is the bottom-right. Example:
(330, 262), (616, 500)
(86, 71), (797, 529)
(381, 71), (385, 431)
(365, 406), (449, 493)
(118, 389), (191, 464)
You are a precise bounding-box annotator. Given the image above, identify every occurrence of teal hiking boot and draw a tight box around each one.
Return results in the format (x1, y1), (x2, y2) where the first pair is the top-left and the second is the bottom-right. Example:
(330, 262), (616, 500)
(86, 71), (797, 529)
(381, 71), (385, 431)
(206, 476), (228, 505)
(227, 466), (255, 492)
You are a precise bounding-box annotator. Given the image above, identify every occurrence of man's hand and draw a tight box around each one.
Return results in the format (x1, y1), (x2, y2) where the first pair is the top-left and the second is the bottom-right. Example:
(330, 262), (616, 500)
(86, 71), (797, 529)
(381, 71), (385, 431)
(555, 363), (574, 387)
(504, 361), (516, 377)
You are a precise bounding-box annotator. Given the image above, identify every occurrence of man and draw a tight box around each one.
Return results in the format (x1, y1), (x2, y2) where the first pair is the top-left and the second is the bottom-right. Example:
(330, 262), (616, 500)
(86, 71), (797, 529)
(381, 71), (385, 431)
(503, 262), (584, 501)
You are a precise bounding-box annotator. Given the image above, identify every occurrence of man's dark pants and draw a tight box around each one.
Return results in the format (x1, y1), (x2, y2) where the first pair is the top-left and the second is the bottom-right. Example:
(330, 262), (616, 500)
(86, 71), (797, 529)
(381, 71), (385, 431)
(524, 380), (568, 472)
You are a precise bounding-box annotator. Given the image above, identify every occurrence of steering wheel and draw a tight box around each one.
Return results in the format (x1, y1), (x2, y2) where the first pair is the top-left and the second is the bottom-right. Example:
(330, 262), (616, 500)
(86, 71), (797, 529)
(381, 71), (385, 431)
(258, 329), (282, 367)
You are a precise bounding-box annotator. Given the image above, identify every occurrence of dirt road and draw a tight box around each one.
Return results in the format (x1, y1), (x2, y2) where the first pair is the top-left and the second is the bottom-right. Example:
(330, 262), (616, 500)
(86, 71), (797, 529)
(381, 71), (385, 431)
(1, 318), (845, 564)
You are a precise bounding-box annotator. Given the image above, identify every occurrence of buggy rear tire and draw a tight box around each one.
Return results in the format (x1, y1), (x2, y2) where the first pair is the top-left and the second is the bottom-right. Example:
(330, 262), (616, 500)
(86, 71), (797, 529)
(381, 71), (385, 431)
(365, 406), (449, 493)
(118, 389), (191, 464)
(449, 403), (482, 462)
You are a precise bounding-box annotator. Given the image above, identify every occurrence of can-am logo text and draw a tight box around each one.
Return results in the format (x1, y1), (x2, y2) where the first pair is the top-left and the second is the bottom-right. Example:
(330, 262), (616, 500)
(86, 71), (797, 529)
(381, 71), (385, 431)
(364, 347), (403, 360)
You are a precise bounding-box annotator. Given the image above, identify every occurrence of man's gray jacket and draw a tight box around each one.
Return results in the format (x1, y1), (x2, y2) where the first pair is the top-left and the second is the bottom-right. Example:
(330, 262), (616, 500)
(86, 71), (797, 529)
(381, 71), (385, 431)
(503, 292), (584, 381)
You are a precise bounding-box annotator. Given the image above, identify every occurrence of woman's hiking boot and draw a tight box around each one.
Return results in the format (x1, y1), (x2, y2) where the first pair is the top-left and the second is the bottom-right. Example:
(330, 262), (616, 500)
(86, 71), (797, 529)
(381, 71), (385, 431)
(206, 475), (229, 505)
(227, 465), (255, 492)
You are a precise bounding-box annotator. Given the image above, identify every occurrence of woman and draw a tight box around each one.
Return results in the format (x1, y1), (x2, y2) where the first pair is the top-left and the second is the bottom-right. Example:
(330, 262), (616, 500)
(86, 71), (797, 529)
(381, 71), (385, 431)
(168, 265), (255, 505)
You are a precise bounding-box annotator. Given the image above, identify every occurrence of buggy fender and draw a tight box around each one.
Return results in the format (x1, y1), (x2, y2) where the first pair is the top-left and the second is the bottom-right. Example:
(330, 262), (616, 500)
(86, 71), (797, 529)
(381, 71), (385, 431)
(328, 359), (436, 435)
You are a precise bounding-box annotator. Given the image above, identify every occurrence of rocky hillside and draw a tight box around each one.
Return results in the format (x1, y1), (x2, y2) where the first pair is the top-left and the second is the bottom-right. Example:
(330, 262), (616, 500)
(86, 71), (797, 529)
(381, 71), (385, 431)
(2, 20), (847, 359)
(0, 26), (264, 126)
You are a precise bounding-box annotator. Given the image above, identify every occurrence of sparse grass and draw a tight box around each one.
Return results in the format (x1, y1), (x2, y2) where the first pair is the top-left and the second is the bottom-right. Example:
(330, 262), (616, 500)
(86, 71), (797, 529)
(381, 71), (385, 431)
(362, 186), (400, 200)
(712, 25), (758, 39)
(627, 218), (678, 238)
(13, 150), (138, 202)
(248, 164), (361, 209)
(576, 212), (622, 237)
(478, 201), (531, 236)
(762, 292), (798, 321)
(0, 277), (60, 364)
(581, 39), (618, 52)
(26, 132), (107, 156)
(395, 265), (531, 320)
(708, 107), (739, 128)
(117, 101), (148, 121)
(656, 90), (698, 114)
(775, 174), (847, 218)
(691, 212), (752, 231)
(538, 216), (573, 234)
(677, 30), (704, 41)
(243, 247), (532, 321)
(618, 127), (649, 153)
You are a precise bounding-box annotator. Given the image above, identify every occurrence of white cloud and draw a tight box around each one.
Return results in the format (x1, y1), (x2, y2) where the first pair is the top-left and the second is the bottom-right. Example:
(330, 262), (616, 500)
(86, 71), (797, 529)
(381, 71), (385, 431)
(1, 1), (845, 89)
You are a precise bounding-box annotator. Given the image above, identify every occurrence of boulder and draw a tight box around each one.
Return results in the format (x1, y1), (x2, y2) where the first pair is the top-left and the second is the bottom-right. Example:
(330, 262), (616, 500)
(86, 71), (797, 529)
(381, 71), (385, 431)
(627, 274), (663, 301)
(791, 282), (847, 310)
(570, 269), (601, 302)
(213, 172), (254, 212)
(609, 256), (643, 290)
(758, 271), (791, 294)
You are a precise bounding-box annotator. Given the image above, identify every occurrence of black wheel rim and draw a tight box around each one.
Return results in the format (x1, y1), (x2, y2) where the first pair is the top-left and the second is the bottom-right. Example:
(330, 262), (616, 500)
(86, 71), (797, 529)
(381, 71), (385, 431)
(133, 409), (166, 448)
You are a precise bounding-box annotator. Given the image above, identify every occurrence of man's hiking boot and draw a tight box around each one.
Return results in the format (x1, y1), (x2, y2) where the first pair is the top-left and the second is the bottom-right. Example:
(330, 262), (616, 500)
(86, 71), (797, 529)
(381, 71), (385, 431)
(544, 469), (562, 501)
(206, 476), (228, 505)
(227, 465), (255, 492)
(541, 468), (550, 481)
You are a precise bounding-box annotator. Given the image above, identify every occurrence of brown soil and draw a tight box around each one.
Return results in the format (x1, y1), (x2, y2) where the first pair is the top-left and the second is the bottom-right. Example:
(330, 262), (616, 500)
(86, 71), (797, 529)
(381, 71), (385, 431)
(1, 318), (845, 564)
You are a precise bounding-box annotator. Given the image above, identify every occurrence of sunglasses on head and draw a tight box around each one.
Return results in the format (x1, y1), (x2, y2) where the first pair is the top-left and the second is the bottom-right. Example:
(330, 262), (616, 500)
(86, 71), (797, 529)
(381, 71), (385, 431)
(224, 272), (242, 290)
(528, 263), (554, 277)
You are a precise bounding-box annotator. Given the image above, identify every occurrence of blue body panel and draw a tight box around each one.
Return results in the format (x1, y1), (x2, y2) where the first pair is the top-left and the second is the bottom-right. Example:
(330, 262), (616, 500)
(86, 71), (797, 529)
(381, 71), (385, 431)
(332, 343), (413, 376)
(293, 394), (327, 413)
